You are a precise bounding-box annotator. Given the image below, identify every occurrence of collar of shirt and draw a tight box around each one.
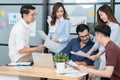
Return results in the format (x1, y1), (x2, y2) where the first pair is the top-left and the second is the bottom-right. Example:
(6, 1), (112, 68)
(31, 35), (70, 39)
(21, 19), (29, 28)
(56, 17), (64, 22)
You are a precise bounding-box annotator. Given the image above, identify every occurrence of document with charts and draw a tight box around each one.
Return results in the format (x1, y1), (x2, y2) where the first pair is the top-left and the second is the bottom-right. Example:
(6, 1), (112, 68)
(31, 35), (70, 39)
(70, 50), (91, 58)
(44, 38), (60, 52)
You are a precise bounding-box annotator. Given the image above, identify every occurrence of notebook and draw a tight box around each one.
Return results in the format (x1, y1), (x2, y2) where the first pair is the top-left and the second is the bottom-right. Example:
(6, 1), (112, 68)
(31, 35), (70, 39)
(32, 52), (54, 68)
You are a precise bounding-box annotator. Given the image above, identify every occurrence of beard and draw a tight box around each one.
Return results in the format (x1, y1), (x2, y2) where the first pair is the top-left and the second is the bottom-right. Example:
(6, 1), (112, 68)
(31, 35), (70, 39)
(81, 39), (89, 44)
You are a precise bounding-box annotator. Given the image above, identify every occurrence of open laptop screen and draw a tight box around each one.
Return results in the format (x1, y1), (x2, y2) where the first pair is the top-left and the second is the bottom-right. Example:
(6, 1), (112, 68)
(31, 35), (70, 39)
(32, 52), (54, 68)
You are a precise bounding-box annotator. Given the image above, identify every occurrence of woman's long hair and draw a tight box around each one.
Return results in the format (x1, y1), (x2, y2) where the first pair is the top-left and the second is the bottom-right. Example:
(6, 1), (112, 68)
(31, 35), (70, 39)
(97, 4), (120, 25)
(50, 2), (69, 25)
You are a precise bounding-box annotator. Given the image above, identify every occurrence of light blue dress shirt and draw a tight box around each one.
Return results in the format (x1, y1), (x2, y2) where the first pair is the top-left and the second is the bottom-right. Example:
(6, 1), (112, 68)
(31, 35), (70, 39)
(48, 18), (71, 53)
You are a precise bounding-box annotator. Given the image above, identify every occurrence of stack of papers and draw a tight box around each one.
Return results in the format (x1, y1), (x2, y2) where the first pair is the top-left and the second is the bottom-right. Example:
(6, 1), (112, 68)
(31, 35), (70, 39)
(55, 67), (79, 74)
(55, 60), (88, 77)
(7, 62), (33, 66)
(55, 67), (88, 77)
(64, 71), (88, 77)
(14, 66), (32, 70)
(38, 31), (60, 52)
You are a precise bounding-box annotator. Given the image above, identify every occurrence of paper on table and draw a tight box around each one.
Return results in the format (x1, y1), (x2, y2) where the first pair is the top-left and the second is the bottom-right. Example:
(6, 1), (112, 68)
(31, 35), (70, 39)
(38, 31), (48, 40)
(7, 62), (33, 66)
(64, 71), (88, 77)
(70, 51), (91, 58)
(62, 64), (88, 77)
(44, 39), (60, 52)
(56, 67), (79, 74)
(14, 66), (32, 70)
(56, 67), (88, 76)
(66, 60), (78, 67)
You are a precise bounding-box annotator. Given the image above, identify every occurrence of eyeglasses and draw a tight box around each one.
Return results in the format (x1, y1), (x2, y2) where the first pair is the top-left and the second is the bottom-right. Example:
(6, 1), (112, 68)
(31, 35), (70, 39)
(28, 13), (37, 17)
(80, 34), (89, 39)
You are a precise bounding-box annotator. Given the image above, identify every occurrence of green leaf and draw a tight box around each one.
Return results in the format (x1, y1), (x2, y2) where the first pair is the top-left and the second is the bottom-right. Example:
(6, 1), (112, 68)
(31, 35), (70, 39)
(53, 53), (70, 63)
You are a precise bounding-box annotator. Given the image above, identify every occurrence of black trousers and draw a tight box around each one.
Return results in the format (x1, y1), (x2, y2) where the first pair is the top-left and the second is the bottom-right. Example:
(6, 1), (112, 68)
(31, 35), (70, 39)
(101, 77), (110, 80)
(41, 78), (47, 80)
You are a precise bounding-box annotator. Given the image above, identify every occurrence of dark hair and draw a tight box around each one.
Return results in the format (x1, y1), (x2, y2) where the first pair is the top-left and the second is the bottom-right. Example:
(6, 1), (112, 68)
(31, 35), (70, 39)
(95, 25), (111, 37)
(97, 4), (120, 25)
(76, 24), (89, 34)
(20, 5), (36, 18)
(51, 2), (69, 25)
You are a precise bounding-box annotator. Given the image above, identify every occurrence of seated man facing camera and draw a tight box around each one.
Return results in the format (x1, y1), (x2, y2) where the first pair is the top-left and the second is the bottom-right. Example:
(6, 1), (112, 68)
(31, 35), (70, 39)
(62, 24), (98, 66)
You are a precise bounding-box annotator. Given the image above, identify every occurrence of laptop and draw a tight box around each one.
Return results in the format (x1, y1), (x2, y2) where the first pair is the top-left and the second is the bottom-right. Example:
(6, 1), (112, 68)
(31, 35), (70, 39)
(32, 52), (54, 68)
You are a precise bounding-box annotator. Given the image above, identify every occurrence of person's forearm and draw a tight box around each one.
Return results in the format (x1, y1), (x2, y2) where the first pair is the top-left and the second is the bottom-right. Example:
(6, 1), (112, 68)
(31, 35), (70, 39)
(86, 68), (112, 78)
(87, 47), (95, 55)
(18, 47), (39, 53)
(75, 61), (87, 66)
(74, 66), (113, 78)
(88, 51), (104, 60)
(53, 40), (59, 43)
(94, 51), (104, 59)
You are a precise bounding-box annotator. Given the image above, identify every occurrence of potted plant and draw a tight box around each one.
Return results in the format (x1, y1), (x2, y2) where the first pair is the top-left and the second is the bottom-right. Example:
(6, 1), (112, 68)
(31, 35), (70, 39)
(53, 53), (69, 73)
